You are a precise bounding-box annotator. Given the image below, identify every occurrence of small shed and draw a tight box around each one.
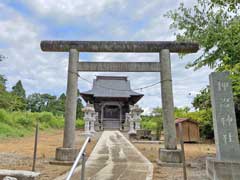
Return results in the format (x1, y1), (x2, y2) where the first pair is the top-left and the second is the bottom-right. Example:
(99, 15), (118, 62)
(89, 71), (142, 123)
(175, 118), (200, 143)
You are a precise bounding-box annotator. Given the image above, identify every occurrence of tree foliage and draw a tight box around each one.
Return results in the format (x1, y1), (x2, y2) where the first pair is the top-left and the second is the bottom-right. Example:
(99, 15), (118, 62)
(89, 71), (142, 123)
(0, 73), (84, 118)
(0, 79), (26, 111)
(26, 91), (83, 118)
(192, 86), (211, 110)
(165, 0), (240, 70)
(166, 0), (240, 94)
(165, 0), (240, 136)
(12, 80), (26, 99)
(174, 107), (214, 139)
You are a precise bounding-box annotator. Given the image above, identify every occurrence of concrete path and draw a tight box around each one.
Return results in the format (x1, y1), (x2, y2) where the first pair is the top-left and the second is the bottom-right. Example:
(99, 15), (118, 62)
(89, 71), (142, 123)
(71, 131), (153, 180)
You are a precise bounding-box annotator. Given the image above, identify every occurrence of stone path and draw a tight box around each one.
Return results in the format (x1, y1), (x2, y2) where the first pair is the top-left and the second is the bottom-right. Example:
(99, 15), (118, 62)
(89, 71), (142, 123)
(71, 131), (153, 180)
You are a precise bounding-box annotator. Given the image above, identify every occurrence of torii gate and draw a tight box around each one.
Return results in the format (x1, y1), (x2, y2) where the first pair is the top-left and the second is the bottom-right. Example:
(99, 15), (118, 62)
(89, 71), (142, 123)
(40, 41), (199, 163)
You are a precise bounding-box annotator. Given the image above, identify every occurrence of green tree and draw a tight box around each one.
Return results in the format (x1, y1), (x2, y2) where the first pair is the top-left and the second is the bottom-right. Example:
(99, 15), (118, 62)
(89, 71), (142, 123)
(54, 93), (66, 116)
(12, 80), (26, 99)
(152, 107), (163, 140)
(165, 0), (240, 92)
(0, 75), (6, 90)
(192, 87), (211, 110)
(0, 88), (26, 111)
(165, 0), (240, 70)
(0, 75), (26, 111)
(0, 58), (7, 90)
(76, 90), (84, 119)
(166, 0), (240, 130)
(27, 93), (45, 112)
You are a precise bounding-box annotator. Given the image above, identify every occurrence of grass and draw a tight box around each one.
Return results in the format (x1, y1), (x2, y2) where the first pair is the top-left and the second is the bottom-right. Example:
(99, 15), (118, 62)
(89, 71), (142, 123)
(0, 109), (84, 138)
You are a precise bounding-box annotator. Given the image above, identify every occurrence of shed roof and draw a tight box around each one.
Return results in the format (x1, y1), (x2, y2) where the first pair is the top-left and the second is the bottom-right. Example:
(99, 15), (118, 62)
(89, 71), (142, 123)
(80, 76), (143, 104)
(175, 118), (199, 124)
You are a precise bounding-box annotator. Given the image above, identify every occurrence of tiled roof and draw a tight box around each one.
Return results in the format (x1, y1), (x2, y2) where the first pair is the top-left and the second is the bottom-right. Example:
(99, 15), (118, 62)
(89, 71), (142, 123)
(81, 76), (143, 98)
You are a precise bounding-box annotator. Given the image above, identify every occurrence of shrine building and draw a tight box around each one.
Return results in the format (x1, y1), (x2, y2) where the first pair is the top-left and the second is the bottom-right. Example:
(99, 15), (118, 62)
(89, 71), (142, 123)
(80, 76), (143, 130)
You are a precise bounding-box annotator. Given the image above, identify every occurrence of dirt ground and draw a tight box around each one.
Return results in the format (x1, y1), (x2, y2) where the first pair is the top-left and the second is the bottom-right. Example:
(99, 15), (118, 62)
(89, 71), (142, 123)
(134, 142), (216, 180)
(0, 129), (99, 180)
(0, 130), (216, 180)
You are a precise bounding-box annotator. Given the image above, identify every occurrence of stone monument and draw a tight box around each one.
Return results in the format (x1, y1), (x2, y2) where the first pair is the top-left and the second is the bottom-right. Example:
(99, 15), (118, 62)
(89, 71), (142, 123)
(206, 72), (240, 180)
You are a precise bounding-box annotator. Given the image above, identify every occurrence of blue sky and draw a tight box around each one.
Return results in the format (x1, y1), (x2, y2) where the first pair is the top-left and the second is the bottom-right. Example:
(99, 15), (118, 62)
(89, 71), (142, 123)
(0, 0), (212, 114)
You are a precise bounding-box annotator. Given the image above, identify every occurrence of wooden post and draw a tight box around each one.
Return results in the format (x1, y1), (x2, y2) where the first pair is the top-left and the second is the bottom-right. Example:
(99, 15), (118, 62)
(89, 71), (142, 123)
(32, 121), (39, 171)
(179, 123), (187, 180)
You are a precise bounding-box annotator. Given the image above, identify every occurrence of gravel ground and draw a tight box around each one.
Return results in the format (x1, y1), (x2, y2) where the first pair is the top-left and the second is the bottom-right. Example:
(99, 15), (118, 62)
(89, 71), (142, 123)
(0, 130), (216, 180)
(133, 141), (216, 180)
(0, 130), (101, 180)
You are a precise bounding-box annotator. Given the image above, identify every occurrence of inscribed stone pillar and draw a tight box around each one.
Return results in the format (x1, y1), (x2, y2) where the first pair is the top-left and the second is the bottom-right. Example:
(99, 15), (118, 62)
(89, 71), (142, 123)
(210, 72), (240, 161)
(206, 72), (240, 180)
(160, 49), (177, 150)
(63, 49), (79, 148)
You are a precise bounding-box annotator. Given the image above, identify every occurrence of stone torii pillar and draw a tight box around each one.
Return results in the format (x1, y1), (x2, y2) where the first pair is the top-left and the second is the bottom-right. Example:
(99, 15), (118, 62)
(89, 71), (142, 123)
(158, 49), (182, 164)
(56, 49), (79, 162)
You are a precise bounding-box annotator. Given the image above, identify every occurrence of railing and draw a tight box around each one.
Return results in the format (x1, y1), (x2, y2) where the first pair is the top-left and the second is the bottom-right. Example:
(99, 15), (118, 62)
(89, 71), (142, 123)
(66, 136), (91, 180)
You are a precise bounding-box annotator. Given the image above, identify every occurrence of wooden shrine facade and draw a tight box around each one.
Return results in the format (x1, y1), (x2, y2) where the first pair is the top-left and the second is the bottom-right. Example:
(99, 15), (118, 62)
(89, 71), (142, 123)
(80, 76), (143, 129)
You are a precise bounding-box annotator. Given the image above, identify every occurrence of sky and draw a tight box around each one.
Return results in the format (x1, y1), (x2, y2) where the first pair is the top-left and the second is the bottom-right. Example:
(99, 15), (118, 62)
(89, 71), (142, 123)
(0, 0), (212, 115)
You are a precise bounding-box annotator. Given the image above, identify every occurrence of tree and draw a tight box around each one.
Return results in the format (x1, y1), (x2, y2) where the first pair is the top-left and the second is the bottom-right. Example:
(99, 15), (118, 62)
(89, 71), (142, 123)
(165, 0), (240, 92)
(0, 87), (26, 111)
(152, 107), (163, 140)
(76, 90), (84, 119)
(166, 0), (240, 128)
(192, 86), (211, 110)
(12, 80), (26, 99)
(0, 76), (26, 111)
(0, 75), (6, 90)
(0, 57), (7, 90)
(165, 0), (240, 70)
(27, 93), (45, 112)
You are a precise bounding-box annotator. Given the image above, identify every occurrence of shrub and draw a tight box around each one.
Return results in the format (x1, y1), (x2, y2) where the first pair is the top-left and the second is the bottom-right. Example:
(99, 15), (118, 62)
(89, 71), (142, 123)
(49, 117), (64, 128)
(0, 122), (30, 138)
(0, 109), (65, 138)
(0, 109), (13, 125)
(76, 119), (84, 129)
(37, 112), (54, 123)
(16, 117), (34, 127)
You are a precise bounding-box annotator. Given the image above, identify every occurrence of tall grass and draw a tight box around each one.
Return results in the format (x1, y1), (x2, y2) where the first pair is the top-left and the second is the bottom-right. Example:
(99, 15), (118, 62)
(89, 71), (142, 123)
(0, 109), (84, 138)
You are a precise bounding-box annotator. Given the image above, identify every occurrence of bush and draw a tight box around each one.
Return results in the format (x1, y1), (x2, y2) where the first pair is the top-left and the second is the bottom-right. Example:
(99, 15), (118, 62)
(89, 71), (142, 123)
(16, 117), (34, 127)
(0, 109), (65, 138)
(37, 112), (54, 123)
(0, 122), (30, 138)
(0, 109), (13, 125)
(76, 119), (84, 129)
(49, 117), (64, 128)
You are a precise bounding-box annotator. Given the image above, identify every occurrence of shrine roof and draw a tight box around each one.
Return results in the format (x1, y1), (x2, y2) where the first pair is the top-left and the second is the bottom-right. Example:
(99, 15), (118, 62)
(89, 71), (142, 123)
(80, 76), (143, 103)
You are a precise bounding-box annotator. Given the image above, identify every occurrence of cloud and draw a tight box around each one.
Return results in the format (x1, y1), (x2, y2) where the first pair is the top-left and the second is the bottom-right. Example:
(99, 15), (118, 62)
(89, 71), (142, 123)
(21, 0), (127, 23)
(0, 0), (212, 115)
(0, 3), (68, 95)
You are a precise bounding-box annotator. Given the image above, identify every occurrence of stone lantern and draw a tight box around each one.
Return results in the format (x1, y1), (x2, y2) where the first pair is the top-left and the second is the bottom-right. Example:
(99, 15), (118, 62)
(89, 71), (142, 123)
(90, 112), (98, 133)
(131, 104), (143, 130)
(126, 104), (143, 134)
(82, 102), (95, 135)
